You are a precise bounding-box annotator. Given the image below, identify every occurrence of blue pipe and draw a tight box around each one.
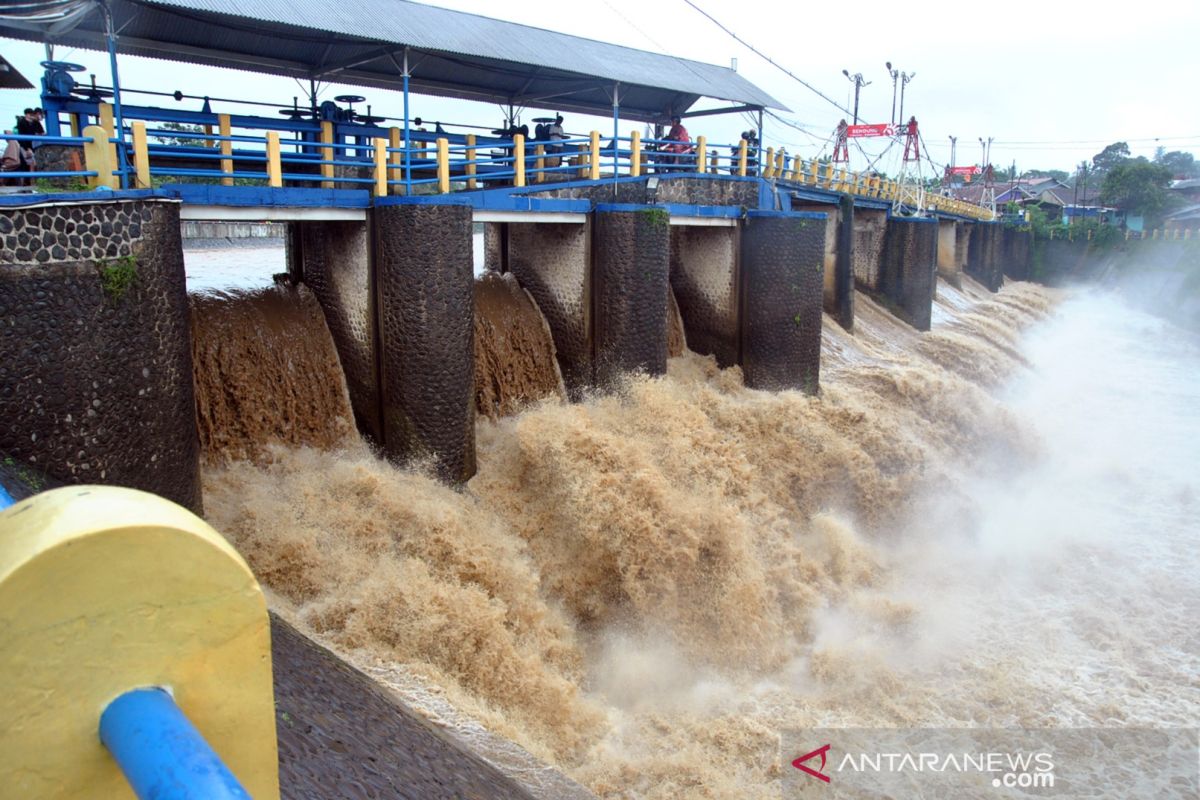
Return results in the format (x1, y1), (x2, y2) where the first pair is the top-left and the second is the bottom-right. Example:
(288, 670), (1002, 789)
(99, 688), (251, 800)
(0, 485), (13, 510)
(104, 10), (130, 190)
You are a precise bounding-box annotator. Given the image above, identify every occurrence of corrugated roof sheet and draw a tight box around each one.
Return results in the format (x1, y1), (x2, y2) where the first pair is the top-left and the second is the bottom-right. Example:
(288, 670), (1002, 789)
(0, 0), (784, 121)
(142, 0), (781, 107)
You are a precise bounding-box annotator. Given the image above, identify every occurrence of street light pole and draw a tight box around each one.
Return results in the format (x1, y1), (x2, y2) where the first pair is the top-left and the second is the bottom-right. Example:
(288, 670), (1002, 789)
(898, 71), (915, 123)
(886, 61), (899, 125)
(842, 69), (871, 125)
(949, 135), (957, 169)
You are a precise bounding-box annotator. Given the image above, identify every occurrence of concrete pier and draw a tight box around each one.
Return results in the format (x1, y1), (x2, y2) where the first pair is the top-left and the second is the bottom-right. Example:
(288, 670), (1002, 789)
(591, 206), (671, 387)
(373, 200), (476, 483)
(966, 222), (1004, 291)
(879, 217), (938, 331)
(669, 224), (740, 368)
(0, 194), (201, 512)
(739, 211), (826, 393)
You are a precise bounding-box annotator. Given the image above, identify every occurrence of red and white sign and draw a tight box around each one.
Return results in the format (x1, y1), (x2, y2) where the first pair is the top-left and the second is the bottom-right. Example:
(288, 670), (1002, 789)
(846, 123), (895, 138)
(948, 166), (981, 176)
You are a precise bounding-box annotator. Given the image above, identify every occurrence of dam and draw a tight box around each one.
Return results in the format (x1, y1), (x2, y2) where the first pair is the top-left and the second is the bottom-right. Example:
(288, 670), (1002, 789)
(1, 1), (1199, 798)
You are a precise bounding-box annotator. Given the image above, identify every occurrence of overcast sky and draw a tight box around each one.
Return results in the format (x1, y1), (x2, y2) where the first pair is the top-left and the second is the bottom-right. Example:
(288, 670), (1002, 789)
(2, 0), (1198, 177)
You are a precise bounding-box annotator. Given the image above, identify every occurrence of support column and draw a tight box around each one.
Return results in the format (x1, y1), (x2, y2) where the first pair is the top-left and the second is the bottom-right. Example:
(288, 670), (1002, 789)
(591, 205), (671, 387)
(0, 195), (201, 512)
(372, 199), (475, 483)
(966, 221), (1003, 291)
(739, 210), (826, 393)
(835, 196), (855, 331)
(880, 216), (938, 331)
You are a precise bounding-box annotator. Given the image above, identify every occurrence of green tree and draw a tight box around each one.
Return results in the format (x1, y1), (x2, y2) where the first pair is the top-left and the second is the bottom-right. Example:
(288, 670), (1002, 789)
(1154, 149), (1199, 179)
(1092, 141), (1131, 174)
(1100, 158), (1175, 223)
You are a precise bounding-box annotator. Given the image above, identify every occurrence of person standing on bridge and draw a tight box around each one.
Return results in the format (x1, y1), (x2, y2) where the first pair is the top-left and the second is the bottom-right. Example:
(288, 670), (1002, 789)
(664, 115), (691, 172)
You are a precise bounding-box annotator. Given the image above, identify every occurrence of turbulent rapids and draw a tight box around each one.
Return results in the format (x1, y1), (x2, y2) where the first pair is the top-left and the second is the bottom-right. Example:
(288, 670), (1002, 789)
(189, 272), (1199, 798)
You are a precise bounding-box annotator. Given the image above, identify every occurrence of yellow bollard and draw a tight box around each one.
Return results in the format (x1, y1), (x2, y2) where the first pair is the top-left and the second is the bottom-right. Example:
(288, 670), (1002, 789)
(465, 133), (477, 190)
(696, 135), (706, 174)
(738, 139), (748, 177)
(218, 114), (233, 187)
(775, 150), (784, 178)
(389, 127), (402, 187)
(810, 160), (819, 185)
(373, 137), (387, 197)
(535, 143), (545, 184)
(97, 102), (118, 175)
(764, 147), (775, 178)
(69, 113), (80, 138)
(630, 130), (641, 177)
(513, 133), (525, 188)
(438, 136), (451, 193)
(589, 130), (601, 180)
(0, 486), (280, 800)
(320, 121), (334, 189)
(82, 124), (115, 189)
(266, 131), (282, 188)
(131, 121), (150, 189)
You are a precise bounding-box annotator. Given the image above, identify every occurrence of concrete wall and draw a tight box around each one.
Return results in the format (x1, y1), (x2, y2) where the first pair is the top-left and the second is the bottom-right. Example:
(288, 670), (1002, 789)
(880, 217), (939, 331)
(1001, 226), (1032, 281)
(592, 207), (671, 386)
(0, 196), (201, 512)
(527, 175), (759, 207)
(852, 208), (888, 289)
(291, 219), (382, 442)
(668, 225), (740, 367)
(937, 219), (960, 285)
(506, 221), (592, 395)
(373, 201), (476, 483)
(739, 212), (825, 393)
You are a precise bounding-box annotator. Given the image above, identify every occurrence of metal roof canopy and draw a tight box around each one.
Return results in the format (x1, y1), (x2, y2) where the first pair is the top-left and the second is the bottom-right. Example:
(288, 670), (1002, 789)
(0, 54), (34, 89)
(0, 0), (787, 123)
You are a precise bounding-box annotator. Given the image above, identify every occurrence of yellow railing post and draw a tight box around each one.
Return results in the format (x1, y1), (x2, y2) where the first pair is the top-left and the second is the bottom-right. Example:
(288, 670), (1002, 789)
(69, 114), (80, 138)
(850, 171), (860, 195)
(437, 136), (451, 193)
(373, 137), (387, 197)
(575, 145), (587, 179)
(320, 121), (334, 189)
(589, 130), (601, 180)
(763, 147), (775, 178)
(809, 160), (818, 185)
(82, 124), (115, 190)
(630, 130), (641, 177)
(696, 135), (706, 174)
(823, 162), (833, 188)
(775, 150), (784, 178)
(513, 133), (526, 188)
(97, 102), (117, 171)
(266, 131), (282, 188)
(738, 139), (748, 176)
(465, 133), (477, 190)
(389, 127), (402, 189)
(131, 121), (150, 189)
(535, 144), (545, 184)
(218, 114), (233, 186)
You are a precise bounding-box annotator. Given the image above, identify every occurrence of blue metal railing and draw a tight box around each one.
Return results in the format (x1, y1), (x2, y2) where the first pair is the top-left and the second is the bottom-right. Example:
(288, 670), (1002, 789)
(100, 687), (251, 800)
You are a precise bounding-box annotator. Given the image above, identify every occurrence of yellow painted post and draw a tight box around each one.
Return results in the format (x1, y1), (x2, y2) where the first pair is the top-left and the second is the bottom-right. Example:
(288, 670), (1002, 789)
(82, 125), (115, 189)
(97, 102), (117, 171)
(809, 160), (818, 185)
(775, 150), (784, 178)
(589, 130), (601, 180)
(437, 136), (451, 193)
(738, 139), (748, 176)
(535, 144), (545, 184)
(389, 127), (402, 188)
(69, 114), (80, 138)
(763, 147), (775, 178)
(373, 137), (387, 197)
(131, 121), (150, 189)
(320, 121), (334, 189)
(850, 171), (860, 195)
(822, 162), (832, 188)
(576, 145), (588, 179)
(266, 131), (282, 187)
(513, 133), (526, 188)
(204, 122), (214, 147)
(696, 135), (706, 174)
(465, 133), (477, 190)
(630, 130), (641, 177)
(218, 114), (233, 187)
